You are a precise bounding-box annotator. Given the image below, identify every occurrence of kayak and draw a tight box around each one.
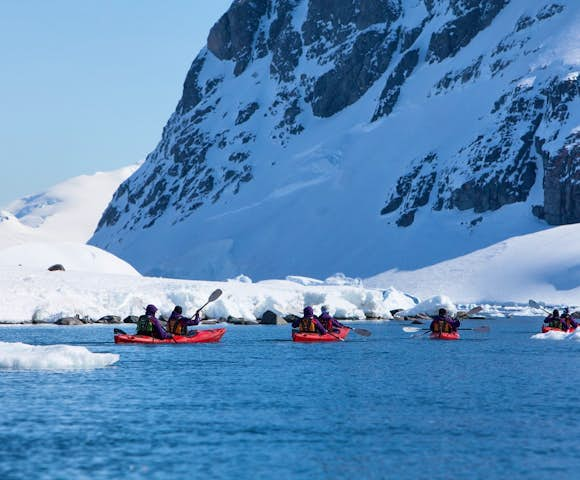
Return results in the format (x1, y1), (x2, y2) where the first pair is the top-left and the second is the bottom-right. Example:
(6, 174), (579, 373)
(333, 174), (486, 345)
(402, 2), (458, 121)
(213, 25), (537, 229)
(114, 328), (226, 344)
(292, 327), (350, 343)
(541, 326), (575, 334)
(429, 331), (460, 341)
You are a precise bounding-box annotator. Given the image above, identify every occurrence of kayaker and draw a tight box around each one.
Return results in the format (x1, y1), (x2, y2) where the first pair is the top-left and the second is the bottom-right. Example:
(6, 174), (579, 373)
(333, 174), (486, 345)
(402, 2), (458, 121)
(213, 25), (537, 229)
(137, 304), (172, 339)
(292, 306), (327, 334)
(543, 309), (565, 330)
(167, 305), (201, 336)
(319, 305), (345, 332)
(561, 308), (578, 330)
(429, 308), (460, 333)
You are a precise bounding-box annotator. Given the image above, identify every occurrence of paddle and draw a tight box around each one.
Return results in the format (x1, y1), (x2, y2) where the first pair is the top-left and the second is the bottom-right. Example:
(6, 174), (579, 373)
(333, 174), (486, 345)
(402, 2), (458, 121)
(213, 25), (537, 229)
(403, 325), (490, 333)
(528, 299), (551, 315)
(114, 327), (127, 335)
(347, 326), (372, 337)
(193, 289), (223, 318)
(456, 306), (484, 319)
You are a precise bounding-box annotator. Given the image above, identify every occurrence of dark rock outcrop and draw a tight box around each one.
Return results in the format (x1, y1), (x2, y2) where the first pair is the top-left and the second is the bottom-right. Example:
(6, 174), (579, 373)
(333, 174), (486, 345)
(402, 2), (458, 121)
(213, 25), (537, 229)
(48, 264), (65, 272)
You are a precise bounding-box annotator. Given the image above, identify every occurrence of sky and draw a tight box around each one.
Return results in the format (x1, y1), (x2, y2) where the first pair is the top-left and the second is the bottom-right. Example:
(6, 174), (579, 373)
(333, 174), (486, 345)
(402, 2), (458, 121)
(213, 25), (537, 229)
(0, 0), (232, 207)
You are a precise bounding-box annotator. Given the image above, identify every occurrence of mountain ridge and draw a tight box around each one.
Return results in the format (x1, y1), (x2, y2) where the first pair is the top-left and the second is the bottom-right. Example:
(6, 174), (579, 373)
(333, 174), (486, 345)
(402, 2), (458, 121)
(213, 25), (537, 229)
(90, 0), (580, 281)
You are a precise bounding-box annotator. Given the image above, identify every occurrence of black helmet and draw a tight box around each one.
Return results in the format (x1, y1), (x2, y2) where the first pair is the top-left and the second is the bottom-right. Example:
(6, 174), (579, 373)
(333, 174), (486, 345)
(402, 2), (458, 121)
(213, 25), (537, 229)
(553, 309), (560, 316)
(438, 308), (447, 316)
(174, 306), (183, 314)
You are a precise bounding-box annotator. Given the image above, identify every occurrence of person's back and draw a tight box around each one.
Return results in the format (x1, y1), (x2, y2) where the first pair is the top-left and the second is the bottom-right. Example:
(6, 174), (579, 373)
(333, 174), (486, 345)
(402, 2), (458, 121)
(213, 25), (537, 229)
(561, 308), (577, 330)
(544, 309), (563, 330)
(139, 304), (171, 339)
(319, 306), (344, 332)
(136, 310), (154, 336)
(167, 306), (200, 336)
(292, 306), (327, 334)
(430, 308), (459, 333)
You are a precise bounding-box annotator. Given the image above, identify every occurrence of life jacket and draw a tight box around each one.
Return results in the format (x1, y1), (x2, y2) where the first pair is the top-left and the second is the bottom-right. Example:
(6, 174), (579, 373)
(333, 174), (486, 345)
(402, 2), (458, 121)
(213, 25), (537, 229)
(136, 315), (153, 336)
(319, 314), (333, 331)
(432, 318), (453, 333)
(548, 317), (564, 330)
(299, 317), (317, 332)
(168, 316), (186, 335)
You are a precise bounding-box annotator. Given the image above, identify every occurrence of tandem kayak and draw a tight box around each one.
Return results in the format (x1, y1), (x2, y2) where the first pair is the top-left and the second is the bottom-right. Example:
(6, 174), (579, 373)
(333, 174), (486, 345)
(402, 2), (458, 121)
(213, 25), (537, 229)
(541, 326), (575, 334)
(429, 331), (460, 341)
(292, 327), (350, 343)
(114, 328), (226, 344)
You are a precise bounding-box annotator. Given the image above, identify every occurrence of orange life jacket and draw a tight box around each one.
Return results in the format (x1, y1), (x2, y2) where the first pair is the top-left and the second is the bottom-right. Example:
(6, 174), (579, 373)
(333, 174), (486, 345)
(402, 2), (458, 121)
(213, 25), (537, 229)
(432, 319), (452, 333)
(299, 317), (317, 332)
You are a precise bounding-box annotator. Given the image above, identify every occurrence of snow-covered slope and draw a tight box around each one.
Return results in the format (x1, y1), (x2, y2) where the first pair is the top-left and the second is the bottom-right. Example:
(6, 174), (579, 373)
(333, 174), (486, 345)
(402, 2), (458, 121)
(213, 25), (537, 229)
(1, 164), (138, 247)
(0, 165), (140, 275)
(366, 222), (580, 304)
(91, 0), (579, 282)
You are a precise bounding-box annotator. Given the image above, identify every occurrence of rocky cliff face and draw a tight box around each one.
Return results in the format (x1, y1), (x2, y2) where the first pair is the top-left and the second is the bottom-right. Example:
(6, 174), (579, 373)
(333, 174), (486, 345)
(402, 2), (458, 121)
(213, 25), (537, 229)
(91, 0), (580, 280)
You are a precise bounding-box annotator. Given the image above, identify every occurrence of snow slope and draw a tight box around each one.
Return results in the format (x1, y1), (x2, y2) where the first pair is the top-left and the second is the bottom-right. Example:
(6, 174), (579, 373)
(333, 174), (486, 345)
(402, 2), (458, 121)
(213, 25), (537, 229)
(0, 165), (140, 275)
(366, 223), (580, 304)
(1, 164), (138, 247)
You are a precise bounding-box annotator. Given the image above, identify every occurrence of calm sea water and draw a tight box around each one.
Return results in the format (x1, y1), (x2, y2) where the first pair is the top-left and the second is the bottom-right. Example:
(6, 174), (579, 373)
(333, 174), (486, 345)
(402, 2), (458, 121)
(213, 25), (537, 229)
(1, 317), (580, 480)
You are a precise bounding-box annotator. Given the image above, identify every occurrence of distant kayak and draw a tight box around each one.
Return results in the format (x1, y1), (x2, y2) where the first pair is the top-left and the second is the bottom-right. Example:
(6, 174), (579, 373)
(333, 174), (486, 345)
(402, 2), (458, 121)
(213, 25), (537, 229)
(292, 327), (350, 343)
(429, 331), (460, 341)
(541, 326), (575, 334)
(114, 328), (226, 344)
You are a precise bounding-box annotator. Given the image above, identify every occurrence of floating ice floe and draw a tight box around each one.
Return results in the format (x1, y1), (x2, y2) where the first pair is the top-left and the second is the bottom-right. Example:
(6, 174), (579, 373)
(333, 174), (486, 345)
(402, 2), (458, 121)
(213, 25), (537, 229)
(0, 342), (119, 370)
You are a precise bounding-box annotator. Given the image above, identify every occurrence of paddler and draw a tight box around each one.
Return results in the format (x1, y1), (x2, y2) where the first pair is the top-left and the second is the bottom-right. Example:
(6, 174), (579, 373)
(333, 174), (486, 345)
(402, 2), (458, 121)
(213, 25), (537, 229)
(561, 308), (578, 330)
(137, 304), (172, 339)
(167, 305), (201, 336)
(429, 308), (460, 334)
(543, 309), (565, 330)
(319, 305), (346, 332)
(292, 306), (327, 334)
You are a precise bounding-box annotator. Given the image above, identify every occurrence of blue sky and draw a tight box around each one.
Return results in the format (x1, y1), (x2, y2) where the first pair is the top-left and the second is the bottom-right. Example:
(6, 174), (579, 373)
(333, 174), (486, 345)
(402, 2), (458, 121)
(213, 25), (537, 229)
(0, 0), (232, 206)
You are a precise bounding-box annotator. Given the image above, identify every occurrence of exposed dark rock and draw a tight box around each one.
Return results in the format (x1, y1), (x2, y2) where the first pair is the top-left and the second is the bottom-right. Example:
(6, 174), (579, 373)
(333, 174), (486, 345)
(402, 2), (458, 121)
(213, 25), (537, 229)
(373, 48), (420, 120)
(541, 132), (580, 225)
(123, 315), (139, 324)
(207, 0), (269, 76)
(96, 315), (122, 324)
(235, 102), (260, 125)
(427, 1), (508, 63)
(55, 316), (87, 326)
(259, 310), (287, 325)
(48, 264), (65, 272)
(312, 30), (399, 117)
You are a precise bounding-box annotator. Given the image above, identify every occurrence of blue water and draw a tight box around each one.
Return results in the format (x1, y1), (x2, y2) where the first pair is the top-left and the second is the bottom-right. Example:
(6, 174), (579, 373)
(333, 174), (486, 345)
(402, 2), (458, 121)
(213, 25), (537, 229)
(1, 318), (580, 480)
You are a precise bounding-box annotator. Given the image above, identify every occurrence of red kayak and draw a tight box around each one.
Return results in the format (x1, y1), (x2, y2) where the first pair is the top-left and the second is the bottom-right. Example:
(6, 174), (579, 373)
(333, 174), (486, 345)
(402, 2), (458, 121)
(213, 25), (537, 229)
(541, 326), (575, 334)
(114, 328), (226, 344)
(429, 331), (460, 341)
(292, 327), (350, 343)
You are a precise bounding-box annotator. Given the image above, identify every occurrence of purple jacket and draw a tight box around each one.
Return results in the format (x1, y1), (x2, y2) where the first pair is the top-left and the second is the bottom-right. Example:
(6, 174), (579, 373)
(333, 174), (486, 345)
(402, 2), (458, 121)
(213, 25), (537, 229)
(292, 315), (327, 334)
(149, 315), (171, 340)
(429, 315), (460, 332)
(169, 311), (200, 327)
(319, 312), (345, 330)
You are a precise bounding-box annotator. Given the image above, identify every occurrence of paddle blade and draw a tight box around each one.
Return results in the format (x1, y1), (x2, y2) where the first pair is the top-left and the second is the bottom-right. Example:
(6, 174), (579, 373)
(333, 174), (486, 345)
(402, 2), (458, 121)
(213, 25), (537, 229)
(353, 328), (372, 337)
(528, 299), (541, 309)
(403, 326), (421, 333)
(457, 306), (483, 319)
(113, 328), (127, 335)
(208, 289), (223, 303)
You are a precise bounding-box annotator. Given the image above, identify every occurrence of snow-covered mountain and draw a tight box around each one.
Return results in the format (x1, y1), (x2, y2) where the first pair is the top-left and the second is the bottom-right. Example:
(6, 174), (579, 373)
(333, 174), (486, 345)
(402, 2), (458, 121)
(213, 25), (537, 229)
(90, 0), (579, 281)
(0, 165), (139, 274)
(1, 165), (138, 247)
